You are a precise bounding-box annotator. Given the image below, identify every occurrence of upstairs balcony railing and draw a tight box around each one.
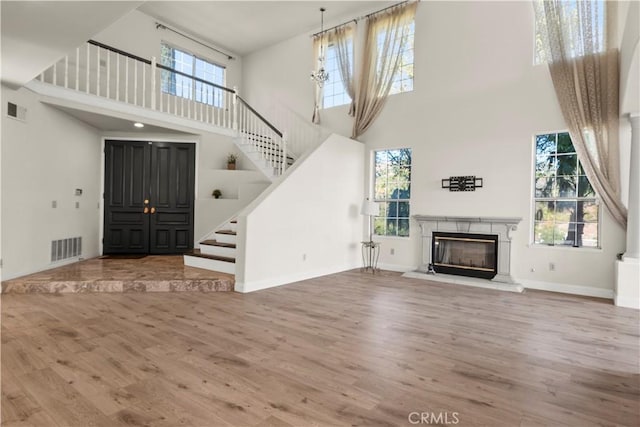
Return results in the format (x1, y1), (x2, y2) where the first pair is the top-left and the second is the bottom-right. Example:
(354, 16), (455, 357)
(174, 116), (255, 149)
(38, 40), (289, 175)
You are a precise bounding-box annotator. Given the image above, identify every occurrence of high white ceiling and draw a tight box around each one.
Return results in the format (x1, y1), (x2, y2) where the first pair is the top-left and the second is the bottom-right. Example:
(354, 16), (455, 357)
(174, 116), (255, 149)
(137, 1), (394, 56)
(1, 1), (142, 88)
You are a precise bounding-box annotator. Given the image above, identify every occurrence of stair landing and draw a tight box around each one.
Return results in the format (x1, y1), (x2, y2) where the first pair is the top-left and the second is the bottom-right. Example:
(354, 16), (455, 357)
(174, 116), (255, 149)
(1, 255), (234, 294)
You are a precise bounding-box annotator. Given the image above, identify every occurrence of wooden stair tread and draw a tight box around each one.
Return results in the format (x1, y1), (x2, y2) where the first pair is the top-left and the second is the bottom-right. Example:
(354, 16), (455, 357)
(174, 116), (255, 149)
(186, 250), (235, 263)
(200, 240), (236, 248)
(216, 230), (236, 235)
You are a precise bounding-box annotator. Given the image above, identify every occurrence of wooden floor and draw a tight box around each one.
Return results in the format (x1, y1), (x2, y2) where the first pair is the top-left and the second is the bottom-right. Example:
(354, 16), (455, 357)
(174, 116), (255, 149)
(2, 270), (639, 426)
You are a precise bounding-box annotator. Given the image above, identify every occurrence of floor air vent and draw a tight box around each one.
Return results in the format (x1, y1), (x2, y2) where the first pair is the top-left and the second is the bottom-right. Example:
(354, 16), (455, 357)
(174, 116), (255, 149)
(51, 237), (82, 262)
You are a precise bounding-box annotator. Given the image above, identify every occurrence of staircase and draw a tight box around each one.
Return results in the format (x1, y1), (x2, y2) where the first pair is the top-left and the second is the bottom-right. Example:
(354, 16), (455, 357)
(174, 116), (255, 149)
(184, 219), (237, 274)
(31, 40), (327, 278)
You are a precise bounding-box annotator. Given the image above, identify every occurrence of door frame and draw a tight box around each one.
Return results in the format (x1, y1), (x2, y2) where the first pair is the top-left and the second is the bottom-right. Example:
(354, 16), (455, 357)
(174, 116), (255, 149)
(99, 136), (200, 255)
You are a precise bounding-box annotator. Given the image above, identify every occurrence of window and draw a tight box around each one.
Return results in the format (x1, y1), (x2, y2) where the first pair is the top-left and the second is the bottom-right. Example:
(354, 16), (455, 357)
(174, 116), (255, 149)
(374, 149), (411, 237)
(534, 0), (605, 64)
(376, 20), (415, 94)
(160, 43), (226, 107)
(322, 41), (353, 109)
(533, 132), (599, 248)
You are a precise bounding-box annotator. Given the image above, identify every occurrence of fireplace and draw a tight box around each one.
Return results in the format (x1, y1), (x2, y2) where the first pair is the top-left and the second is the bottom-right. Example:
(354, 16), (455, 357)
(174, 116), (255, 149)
(432, 232), (498, 279)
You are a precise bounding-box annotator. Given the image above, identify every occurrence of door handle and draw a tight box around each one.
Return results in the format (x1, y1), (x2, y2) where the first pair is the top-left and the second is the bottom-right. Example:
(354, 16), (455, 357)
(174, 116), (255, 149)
(150, 207), (156, 214)
(143, 207), (149, 214)
(144, 199), (150, 205)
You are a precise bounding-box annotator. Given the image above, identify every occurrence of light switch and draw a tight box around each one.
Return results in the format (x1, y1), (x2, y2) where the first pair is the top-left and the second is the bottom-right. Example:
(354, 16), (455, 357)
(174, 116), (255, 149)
(52, 200), (57, 208)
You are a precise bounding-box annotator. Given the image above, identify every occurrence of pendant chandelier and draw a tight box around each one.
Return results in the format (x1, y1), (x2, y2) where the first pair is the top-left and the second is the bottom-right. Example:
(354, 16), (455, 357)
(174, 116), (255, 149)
(310, 7), (329, 87)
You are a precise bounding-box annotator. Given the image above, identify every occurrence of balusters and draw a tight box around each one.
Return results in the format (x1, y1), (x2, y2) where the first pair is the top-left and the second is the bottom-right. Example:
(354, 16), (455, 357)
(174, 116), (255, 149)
(106, 51), (110, 99)
(76, 47), (80, 91)
(64, 56), (69, 88)
(151, 57), (156, 110)
(96, 45), (100, 96)
(86, 44), (90, 93)
(142, 63), (146, 108)
(116, 55), (120, 101)
(133, 61), (137, 105)
(52, 61), (57, 87)
(125, 57), (129, 103)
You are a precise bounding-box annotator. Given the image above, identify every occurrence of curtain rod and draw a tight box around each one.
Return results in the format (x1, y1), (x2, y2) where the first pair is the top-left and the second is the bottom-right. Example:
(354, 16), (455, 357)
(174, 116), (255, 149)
(155, 22), (235, 60)
(311, 0), (413, 38)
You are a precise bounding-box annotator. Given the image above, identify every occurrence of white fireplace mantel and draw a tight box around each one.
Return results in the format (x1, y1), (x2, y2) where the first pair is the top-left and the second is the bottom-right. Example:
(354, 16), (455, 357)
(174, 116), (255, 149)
(412, 215), (522, 290)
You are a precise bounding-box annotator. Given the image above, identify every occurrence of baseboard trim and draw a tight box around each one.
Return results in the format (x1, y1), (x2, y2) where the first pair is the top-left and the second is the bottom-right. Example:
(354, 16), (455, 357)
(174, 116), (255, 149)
(521, 279), (614, 299)
(614, 294), (640, 309)
(377, 263), (415, 273)
(235, 263), (358, 293)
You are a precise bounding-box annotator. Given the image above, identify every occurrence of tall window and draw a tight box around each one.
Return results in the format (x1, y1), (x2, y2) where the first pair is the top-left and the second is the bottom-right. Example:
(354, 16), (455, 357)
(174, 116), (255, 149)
(323, 41), (353, 109)
(534, 0), (606, 64)
(160, 43), (226, 107)
(533, 132), (599, 247)
(376, 20), (415, 94)
(374, 149), (412, 237)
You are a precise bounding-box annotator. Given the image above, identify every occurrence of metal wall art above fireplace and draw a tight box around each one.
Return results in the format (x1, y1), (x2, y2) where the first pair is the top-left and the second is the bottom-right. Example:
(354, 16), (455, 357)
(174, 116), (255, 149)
(432, 232), (498, 279)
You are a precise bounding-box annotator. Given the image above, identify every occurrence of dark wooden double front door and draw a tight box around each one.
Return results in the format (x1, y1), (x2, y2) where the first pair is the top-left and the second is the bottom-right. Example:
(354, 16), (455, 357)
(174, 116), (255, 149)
(103, 140), (195, 254)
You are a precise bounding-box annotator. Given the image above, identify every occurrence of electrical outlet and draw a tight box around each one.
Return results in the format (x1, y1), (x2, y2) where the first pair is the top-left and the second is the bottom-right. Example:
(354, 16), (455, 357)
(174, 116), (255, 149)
(302, 253), (307, 261)
(75, 202), (80, 209)
(51, 200), (57, 208)
(390, 248), (395, 255)
(530, 267), (535, 272)
(549, 262), (555, 271)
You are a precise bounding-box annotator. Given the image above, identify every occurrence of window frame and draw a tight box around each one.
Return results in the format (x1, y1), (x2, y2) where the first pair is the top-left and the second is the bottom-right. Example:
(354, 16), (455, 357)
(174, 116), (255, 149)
(321, 40), (353, 110)
(373, 18), (415, 95)
(530, 130), (601, 249)
(372, 148), (412, 238)
(159, 41), (227, 108)
(532, 0), (606, 66)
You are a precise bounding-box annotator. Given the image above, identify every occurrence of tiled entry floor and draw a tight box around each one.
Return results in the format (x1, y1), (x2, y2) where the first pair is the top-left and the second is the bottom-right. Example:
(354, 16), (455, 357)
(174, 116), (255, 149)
(1, 256), (234, 294)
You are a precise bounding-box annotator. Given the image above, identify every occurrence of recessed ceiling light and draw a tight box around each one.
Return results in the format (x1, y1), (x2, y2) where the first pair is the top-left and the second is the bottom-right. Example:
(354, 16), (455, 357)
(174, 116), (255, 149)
(134, 122), (144, 128)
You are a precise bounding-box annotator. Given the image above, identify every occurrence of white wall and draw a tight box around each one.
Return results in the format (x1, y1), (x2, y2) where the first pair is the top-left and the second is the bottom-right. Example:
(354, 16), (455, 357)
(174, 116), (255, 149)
(235, 134), (364, 293)
(242, 1), (627, 296)
(1, 85), (102, 280)
(92, 10), (242, 93)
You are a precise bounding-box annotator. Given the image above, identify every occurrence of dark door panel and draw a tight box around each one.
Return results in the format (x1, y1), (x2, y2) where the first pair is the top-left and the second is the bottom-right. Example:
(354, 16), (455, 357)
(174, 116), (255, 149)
(104, 141), (150, 254)
(103, 140), (194, 255)
(149, 142), (195, 255)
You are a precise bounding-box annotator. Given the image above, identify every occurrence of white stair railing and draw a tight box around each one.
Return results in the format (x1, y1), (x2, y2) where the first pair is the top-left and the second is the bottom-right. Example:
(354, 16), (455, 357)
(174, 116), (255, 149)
(235, 93), (289, 175)
(37, 40), (292, 176)
(264, 99), (326, 158)
(39, 41), (235, 131)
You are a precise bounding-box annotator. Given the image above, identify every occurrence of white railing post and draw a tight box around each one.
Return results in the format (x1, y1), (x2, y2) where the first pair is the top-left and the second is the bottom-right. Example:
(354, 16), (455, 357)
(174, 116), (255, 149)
(86, 44), (90, 94)
(106, 52), (110, 99)
(64, 56), (69, 88)
(232, 86), (238, 131)
(75, 48), (80, 90)
(150, 57), (156, 110)
(281, 132), (288, 175)
(96, 45), (100, 96)
(116, 54), (120, 101)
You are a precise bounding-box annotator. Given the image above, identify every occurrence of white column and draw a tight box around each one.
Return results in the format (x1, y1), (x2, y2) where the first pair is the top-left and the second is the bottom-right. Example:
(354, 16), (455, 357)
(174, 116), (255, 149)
(624, 113), (640, 260)
(615, 113), (640, 309)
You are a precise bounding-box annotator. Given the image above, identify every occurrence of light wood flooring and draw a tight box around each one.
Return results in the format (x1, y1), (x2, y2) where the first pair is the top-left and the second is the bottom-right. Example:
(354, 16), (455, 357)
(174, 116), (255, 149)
(1, 270), (639, 426)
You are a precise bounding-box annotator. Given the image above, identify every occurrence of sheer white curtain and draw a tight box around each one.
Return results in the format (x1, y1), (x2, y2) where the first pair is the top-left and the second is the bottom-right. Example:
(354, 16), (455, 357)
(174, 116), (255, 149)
(352, 2), (417, 139)
(534, 0), (627, 228)
(328, 24), (357, 117)
(311, 35), (323, 124)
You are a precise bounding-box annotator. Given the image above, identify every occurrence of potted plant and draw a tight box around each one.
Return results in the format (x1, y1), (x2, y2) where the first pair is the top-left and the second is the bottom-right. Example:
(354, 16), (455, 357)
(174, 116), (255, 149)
(227, 153), (237, 170)
(212, 189), (222, 199)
